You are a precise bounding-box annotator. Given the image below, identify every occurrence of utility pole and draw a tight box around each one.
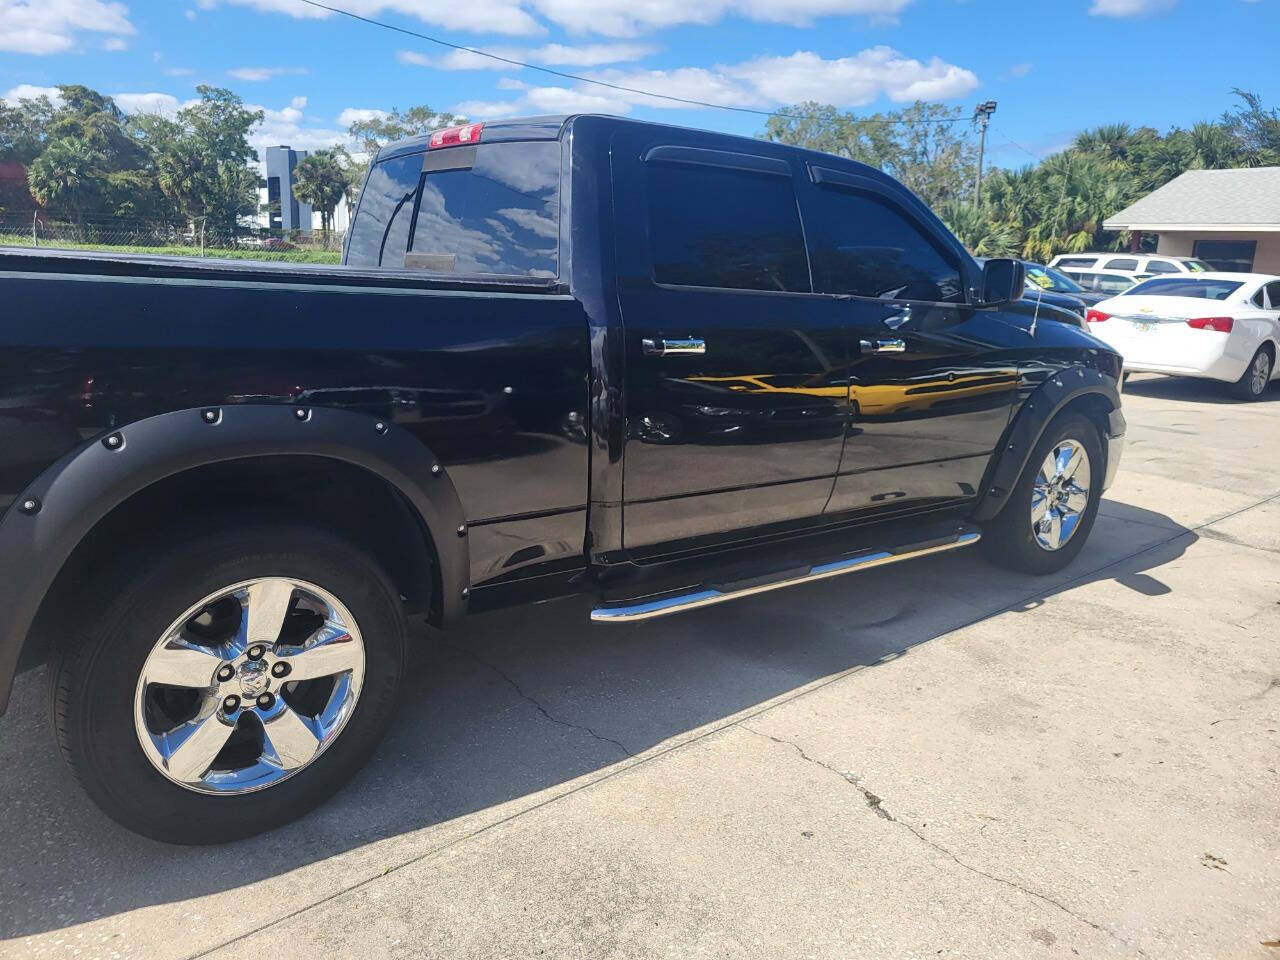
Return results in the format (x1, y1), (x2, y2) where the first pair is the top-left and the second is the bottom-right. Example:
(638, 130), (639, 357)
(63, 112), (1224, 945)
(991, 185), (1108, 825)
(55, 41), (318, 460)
(972, 100), (997, 209)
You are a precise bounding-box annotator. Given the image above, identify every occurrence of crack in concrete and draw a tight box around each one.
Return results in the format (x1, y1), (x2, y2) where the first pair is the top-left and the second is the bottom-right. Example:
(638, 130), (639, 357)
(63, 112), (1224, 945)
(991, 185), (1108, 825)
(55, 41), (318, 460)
(741, 726), (1148, 958)
(445, 643), (634, 758)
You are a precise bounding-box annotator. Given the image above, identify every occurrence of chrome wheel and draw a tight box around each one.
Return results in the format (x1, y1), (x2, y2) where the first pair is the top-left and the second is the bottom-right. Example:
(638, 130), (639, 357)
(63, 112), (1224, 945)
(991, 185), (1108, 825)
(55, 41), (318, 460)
(134, 578), (365, 795)
(1031, 438), (1091, 551)
(1250, 351), (1271, 396)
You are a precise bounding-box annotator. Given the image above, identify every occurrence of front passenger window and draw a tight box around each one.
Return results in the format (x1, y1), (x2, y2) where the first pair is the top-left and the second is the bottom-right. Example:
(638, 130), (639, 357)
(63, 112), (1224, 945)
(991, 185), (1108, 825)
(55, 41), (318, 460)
(804, 188), (962, 302)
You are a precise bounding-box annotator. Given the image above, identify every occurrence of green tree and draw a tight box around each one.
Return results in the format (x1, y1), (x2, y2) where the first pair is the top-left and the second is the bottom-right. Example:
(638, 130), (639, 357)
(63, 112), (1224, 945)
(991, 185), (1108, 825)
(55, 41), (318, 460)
(763, 100), (976, 208)
(1220, 88), (1280, 166)
(292, 147), (350, 233)
(937, 200), (1019, 257)
(27, 136), (99, 223)
(345, 104), (459, 155)
(133, 86), (262, 232)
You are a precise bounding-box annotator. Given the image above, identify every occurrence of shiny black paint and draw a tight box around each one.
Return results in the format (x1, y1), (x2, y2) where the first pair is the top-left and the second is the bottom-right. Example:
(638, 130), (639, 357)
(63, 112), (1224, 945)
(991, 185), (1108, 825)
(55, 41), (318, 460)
(0, 114), (1122, 668)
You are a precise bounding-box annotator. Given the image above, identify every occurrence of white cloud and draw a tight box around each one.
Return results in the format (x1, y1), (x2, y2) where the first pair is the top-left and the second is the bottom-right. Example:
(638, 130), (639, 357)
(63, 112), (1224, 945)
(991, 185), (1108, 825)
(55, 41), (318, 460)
(228, 65), (309, 82)
(337, 107), (389, 126)
(103, 36), (127, 50)
(728, 47), (979, 105)
(201, 0), (545, 36)
(248, 96), (347, 161)
(0, 0), (135, 54)
(528, 0), (912, 36)
(184, 7), (197, 18)
(453, 44), (976, 118)
(112, 91), (183, 115)
(1088, 0), (1175, 15)
(398, 41), (657, 71)
(164, 66), (195, 76)
(1006, 62), (1032, 79)
(2, 83), (63, 105)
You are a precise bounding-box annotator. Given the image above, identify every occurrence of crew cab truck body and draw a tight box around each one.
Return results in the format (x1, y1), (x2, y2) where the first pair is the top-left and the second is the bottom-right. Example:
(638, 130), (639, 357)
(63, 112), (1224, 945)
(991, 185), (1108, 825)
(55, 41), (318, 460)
(0, 115), (1125, 843)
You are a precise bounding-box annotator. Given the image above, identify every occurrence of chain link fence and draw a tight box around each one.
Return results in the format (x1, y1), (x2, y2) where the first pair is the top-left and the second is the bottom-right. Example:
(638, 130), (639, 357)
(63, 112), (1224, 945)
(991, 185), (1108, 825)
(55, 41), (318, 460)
(0, 214), (345, 264)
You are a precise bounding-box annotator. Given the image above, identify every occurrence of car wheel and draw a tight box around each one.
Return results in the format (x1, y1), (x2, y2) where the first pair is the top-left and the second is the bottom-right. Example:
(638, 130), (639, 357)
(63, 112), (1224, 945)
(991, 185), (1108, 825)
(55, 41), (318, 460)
(1230, 347), (1272, 402)
(49, 522), (408, 844)
(982, 412), (1103, 575)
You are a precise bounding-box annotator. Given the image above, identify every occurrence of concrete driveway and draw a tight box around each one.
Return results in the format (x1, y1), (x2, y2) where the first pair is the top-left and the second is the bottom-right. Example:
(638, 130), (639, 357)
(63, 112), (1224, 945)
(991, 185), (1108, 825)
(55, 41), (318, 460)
(2, 374), (1277, 960)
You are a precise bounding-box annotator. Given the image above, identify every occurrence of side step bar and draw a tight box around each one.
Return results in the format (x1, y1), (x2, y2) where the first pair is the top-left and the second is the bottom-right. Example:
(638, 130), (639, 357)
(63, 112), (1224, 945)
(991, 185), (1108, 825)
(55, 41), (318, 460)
(591, 527), (981, 623)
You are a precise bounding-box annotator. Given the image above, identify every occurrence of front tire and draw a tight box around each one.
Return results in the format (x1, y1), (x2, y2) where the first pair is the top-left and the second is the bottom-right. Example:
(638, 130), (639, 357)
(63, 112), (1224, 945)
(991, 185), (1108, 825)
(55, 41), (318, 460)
(1230, 347), (1272, 402)
(49, 523), (408, 844)
(982, 412), (1103, 575)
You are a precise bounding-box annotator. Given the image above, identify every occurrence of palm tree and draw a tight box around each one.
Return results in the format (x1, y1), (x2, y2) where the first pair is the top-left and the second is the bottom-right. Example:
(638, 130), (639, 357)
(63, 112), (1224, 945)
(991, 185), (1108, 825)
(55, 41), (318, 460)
(27, 136), (99, 225)
(938, 201), (1019, 257)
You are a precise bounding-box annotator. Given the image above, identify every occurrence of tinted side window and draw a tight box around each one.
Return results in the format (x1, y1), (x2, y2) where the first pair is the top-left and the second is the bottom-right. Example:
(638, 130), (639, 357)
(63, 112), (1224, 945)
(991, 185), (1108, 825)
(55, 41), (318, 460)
(345, 155), (423, 268)
(1104, 258), (1138, 270)
(1056, 257), (1097, 268)
(410, 141), (560, 277)
(1144, 260), (1178, 273)
(1098, 274), (1134, 294)
(805, 186), (963, 302)
(1265, 281), (1280, 310)
(647, 163), (809, 292)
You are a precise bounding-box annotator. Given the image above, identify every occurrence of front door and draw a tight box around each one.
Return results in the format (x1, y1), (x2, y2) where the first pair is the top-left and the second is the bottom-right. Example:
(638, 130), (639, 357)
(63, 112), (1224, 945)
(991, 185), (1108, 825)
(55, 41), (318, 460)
(798, 163), (1018, 517)
(611, 132), (849, 551)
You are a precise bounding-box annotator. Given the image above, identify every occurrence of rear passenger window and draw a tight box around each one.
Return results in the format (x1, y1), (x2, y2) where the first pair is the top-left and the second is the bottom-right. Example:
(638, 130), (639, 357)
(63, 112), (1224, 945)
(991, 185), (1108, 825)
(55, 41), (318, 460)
(1104, 258), (1138, 270)
(1144, 260), (1178, 273)
(345, 154), (423, 268)
(646, 164), (810, 292)
(804, 187), (963, 302)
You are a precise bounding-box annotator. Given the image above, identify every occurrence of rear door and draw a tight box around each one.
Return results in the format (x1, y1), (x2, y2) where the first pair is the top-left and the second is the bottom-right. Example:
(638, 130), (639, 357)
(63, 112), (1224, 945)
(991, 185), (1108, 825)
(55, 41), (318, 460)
(797, 163), (1018, 517)
(611, 130), (849, 551)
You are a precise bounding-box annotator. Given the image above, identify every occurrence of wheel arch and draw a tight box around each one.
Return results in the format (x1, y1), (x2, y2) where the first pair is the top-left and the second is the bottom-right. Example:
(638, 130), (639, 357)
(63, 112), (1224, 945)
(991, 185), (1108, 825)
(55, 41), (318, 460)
(0, 404), (469, 714)
(971, 365), (1124, 523)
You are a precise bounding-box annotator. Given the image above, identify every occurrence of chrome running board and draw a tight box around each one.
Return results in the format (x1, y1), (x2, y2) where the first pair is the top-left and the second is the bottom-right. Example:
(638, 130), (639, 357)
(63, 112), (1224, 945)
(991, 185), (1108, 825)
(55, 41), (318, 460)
(591, 528), (981, 623)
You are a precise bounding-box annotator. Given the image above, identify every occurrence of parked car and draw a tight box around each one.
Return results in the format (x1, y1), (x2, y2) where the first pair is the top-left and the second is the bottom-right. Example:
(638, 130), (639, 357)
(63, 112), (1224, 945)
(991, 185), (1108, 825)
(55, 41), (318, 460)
(1048, 252), (1211, 276)
(1060, 269), (1142, 297)
(1022, 262), (1111, 307)
(1085, 273), (1280, 400)
(0, 114), (1126, 843)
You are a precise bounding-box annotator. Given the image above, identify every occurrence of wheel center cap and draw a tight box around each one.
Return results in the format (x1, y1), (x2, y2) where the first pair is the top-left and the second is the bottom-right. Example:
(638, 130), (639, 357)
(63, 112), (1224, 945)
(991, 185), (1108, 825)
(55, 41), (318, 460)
(237, 660), (270, 697)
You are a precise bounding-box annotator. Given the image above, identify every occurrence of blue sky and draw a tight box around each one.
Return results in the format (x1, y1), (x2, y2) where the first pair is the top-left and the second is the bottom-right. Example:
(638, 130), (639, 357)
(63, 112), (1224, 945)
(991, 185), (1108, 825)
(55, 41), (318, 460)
(1, 0), (1276, 170)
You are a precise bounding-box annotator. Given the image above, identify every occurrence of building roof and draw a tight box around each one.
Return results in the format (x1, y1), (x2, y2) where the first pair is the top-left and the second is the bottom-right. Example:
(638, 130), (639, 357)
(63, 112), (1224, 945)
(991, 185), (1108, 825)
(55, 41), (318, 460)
(1104, 166), (1280, 233)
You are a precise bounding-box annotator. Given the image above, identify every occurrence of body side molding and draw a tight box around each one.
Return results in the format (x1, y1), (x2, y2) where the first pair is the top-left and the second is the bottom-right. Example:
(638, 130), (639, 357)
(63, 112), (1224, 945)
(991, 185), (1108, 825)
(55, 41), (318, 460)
(0, 404), (468, 714)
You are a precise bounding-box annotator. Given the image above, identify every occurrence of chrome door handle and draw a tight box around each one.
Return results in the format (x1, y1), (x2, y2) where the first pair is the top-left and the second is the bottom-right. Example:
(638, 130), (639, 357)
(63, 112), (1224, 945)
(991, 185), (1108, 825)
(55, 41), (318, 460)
(859, 338), (907, 354)
(642, 337), (706, 357)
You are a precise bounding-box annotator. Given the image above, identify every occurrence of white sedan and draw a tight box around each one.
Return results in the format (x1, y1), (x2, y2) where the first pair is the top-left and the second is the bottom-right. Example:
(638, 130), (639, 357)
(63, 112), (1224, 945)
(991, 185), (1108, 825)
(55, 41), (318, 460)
(1085, 273), (1280, 401)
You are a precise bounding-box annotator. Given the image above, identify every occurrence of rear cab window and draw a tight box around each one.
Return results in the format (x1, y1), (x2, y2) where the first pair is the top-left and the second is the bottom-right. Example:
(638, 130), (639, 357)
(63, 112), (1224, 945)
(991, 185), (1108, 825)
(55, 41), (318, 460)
(346, 140), (560, 278)
(1126, 277), (1243, 300)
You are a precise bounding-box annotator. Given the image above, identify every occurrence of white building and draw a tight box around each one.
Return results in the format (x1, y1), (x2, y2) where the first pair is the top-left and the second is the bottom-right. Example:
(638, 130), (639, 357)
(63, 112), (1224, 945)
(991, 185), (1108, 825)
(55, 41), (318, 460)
(1103, 167), (1280, 274)
(254, 145), (352, 233)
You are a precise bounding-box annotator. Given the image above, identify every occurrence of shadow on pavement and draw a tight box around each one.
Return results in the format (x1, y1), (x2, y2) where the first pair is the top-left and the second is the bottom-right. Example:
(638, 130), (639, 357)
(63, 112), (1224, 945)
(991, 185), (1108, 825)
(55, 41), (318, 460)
(1123, 373), (1279, 405)
(0, 501), (1196, 941)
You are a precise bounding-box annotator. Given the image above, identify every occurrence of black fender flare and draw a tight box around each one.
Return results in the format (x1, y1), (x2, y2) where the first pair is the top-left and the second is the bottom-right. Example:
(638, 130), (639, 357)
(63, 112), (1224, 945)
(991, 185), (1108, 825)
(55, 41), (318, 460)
(971, 366), (1124, 523)
(0, 404), (468, 713)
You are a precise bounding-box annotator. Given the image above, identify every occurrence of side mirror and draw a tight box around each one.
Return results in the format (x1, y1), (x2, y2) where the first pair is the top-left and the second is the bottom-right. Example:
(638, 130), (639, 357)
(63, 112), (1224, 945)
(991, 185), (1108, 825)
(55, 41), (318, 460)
(979, 258), (1026, 306)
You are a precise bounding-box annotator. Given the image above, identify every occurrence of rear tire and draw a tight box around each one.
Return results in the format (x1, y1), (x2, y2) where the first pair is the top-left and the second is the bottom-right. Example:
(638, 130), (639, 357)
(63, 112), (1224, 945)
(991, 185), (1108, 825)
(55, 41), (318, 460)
(49, 522), (408, 844)
(1230, 347), (1272, 401)
(982, 412), (1103, 575)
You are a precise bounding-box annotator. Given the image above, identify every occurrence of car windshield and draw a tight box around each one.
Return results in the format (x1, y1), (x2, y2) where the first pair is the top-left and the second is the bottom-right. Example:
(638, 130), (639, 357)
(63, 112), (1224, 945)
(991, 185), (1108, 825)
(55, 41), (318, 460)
(1126, 277), (1243, 299)
(1026, 264), (1085, 293)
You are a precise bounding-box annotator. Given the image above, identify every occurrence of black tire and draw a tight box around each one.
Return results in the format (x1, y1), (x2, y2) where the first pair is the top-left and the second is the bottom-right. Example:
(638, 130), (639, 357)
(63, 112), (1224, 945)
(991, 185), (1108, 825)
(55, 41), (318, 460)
(982, 412), (1104, 575)
(48, 522), (408, 844)
(1229, 346), (1272, 402)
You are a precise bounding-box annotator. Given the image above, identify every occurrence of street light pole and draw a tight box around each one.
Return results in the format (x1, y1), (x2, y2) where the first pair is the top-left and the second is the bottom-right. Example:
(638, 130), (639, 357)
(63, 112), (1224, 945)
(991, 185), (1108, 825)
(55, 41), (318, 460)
(972, 100), (997, 209)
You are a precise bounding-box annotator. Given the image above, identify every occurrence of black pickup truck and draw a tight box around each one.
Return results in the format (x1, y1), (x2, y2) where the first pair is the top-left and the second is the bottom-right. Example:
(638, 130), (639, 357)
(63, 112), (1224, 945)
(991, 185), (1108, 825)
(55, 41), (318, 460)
(0, 114), (1125, 843)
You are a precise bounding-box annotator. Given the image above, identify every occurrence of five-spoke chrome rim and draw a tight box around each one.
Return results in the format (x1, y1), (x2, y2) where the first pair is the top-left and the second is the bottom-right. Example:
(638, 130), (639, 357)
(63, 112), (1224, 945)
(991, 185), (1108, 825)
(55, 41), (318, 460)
(1031, 439), (1091, 552)
(134, 578), (365, 795)
(1250, 352), (1270, 396)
